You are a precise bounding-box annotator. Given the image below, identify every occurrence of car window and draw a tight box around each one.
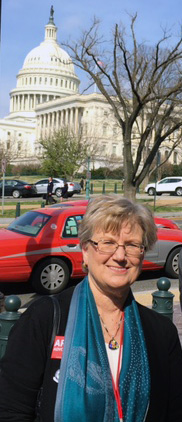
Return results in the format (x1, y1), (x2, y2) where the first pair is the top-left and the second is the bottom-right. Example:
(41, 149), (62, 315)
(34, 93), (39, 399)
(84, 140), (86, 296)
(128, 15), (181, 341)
(7, 211), (50, 237)
(36, 179), (48, 185)
(158, 179), (169, 184)
(62, 215), (83, 238)
(167, 179), (179, 183)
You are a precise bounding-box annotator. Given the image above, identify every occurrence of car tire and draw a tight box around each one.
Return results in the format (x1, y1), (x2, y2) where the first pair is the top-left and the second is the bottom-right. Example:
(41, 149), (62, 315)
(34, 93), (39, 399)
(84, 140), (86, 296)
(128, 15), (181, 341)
(165, 247), (182, 278)
(148, 187), (155, 196)
(32, 258), (70, 294)
(12, 189), (21, 198)
(55, 188), (62, 197)
(175, 187), (182, 196)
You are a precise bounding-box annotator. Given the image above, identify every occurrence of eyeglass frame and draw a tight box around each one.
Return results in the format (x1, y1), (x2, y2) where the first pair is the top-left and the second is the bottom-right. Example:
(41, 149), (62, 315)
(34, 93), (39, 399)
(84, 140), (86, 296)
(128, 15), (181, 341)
(88, 239), (145, 256)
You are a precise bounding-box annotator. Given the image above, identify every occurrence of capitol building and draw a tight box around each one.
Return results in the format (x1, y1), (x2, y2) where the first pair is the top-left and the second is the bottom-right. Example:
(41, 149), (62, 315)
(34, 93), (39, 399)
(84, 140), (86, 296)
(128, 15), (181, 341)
(0, 8), (180, 169)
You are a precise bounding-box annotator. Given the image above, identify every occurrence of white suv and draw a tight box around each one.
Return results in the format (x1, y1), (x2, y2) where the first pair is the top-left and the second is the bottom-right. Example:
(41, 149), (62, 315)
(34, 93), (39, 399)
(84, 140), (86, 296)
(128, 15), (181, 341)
(35, 178), (81, 197)
(145, 177), (182, 196)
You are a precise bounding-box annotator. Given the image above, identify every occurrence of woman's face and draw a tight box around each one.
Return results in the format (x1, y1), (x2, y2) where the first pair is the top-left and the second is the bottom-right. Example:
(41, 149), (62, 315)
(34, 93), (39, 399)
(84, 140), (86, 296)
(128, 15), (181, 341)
(82, 221), (144, 297)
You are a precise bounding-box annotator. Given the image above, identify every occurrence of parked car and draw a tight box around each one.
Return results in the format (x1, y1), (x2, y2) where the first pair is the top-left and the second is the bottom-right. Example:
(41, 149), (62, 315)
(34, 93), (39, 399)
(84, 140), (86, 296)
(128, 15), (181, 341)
(145, 177), (182, 196)
(34, 178), (81, 197)
(50, 200), (181, 230)
(154, 217), (180, 230)
(0, 206), (181, 295)
(0, 179), (37, 198)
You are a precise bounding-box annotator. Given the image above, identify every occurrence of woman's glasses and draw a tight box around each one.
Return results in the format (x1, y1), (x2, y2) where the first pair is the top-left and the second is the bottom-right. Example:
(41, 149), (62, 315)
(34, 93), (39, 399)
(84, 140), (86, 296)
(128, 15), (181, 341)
(88, 239), (144, 257)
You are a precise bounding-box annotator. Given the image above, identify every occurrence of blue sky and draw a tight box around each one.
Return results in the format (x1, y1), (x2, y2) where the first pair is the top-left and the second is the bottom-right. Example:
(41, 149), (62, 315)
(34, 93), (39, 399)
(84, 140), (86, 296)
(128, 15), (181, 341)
(0, 0), (181, 117)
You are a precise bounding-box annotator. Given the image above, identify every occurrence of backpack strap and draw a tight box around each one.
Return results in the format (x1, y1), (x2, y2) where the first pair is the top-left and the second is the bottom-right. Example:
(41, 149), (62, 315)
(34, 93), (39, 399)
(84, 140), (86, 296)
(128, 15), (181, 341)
(35, 295), (61, 421)
(48, 295), (61, 357)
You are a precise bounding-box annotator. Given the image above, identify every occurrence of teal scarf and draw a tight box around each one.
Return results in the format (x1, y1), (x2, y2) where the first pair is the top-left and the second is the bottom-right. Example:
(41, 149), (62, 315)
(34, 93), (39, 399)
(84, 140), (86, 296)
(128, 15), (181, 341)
(54, 278), (150, 422)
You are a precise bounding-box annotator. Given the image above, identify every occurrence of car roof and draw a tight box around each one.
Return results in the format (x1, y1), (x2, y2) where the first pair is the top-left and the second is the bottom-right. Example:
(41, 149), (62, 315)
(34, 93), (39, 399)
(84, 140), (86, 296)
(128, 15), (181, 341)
(50, 199), (89, 208)
(32, 205), (87, 217)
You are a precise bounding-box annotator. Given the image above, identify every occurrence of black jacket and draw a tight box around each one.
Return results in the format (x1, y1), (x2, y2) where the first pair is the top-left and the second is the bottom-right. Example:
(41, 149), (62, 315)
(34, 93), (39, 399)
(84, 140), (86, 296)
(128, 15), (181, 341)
(47, 180), (53, 194)
(0, 286), (182, 422)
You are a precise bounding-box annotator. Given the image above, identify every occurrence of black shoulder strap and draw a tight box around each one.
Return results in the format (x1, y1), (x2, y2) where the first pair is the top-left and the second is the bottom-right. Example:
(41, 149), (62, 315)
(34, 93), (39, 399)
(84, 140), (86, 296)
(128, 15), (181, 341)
(48, 295), (61, 357)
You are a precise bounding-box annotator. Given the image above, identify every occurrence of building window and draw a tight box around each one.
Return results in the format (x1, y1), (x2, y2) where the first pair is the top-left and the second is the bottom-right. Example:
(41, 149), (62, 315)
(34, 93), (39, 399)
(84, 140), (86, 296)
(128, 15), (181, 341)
(45, 78), (47, 84)
(39, 77), (42, 84)
(103, 125), (107, 136)
(112, 145), (117, 155)
(50, 78), (53, 85)
(113, 126), (117, 136)
(65, 80), (67, 88)
(34, 77), (36, 84)
(173, 151), (178, 164)
(56, 79), (58, 86)
(18, 142), (21, 151)
(165, 150), (169, 160)
(61, 80), (63, 87)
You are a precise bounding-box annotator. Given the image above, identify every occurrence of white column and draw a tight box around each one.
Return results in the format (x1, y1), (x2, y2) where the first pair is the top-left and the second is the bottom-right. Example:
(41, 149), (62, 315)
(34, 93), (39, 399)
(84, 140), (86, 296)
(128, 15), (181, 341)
(70, 108), (73, 129)
(75, 107), (78, 133)
(17, 95), (20, 111)
(56, 111), (59, 131)
(60, 110), (64, 127)
(47, 113), (51, 137)
(65, 109), (68, 126)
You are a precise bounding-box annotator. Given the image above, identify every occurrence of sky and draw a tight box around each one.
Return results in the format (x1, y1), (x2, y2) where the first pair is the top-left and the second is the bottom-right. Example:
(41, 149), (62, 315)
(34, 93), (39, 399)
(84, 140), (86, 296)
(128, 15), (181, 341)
(0, 0), (182, 118)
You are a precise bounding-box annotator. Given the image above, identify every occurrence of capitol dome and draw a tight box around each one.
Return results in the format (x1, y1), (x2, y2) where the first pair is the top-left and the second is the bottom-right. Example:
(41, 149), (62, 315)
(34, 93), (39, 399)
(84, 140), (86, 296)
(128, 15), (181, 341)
(9, 7), (80, 118)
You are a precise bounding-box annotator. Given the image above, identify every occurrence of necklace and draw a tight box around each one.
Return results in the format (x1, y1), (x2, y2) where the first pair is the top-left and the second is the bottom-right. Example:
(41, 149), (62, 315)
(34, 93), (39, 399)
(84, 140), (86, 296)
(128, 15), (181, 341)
(99, 313), (123, 350)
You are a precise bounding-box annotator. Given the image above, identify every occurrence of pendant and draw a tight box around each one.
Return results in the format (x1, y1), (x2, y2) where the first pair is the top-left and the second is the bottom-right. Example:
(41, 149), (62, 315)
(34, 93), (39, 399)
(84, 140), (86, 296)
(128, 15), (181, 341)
(108, 338), (119, 350)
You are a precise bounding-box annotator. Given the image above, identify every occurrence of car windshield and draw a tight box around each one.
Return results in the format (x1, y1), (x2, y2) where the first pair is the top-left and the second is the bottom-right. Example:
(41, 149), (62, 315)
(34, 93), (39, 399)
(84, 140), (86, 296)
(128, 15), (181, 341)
(7, 211), (51, 236)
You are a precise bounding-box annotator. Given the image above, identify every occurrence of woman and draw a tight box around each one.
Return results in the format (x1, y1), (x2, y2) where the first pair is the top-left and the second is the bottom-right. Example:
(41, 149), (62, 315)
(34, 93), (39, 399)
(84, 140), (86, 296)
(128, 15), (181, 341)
(0, 195), (182, 422)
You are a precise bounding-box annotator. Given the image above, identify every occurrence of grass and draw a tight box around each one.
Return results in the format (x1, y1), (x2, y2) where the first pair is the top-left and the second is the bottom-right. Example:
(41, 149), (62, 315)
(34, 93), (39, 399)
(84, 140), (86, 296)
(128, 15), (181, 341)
(0, 199), (182, 219)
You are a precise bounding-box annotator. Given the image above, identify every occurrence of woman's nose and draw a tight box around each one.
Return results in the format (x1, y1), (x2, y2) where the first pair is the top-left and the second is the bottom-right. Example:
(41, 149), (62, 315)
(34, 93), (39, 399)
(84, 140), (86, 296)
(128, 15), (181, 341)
(113, 244), (126, 260)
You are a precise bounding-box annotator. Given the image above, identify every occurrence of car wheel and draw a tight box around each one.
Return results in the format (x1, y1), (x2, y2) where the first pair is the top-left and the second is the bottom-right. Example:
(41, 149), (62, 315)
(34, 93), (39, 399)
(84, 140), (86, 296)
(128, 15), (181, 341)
(55, 188), (62, 197)
(148, 187), (155, 196)
(175, 187), (182, 196)
(12, 189), (20, 198)
(32, 258), (70, 294)
(165, 247), (182, 278)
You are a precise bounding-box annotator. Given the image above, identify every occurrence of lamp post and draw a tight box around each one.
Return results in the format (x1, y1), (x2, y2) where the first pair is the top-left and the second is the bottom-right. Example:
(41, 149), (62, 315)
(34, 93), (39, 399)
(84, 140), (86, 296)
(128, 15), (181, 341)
(154, 151), (160, 212)
(86, 156), (91, 200)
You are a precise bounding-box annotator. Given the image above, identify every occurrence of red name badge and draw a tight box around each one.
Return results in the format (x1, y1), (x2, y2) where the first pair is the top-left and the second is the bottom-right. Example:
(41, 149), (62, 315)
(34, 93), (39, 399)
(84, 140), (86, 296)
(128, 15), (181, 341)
(51, 336), (64, 359)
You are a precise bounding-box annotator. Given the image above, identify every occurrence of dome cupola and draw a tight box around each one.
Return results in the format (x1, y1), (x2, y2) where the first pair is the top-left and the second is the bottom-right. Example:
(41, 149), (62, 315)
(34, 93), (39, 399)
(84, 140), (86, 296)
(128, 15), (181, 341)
(9, 6), (80, 118)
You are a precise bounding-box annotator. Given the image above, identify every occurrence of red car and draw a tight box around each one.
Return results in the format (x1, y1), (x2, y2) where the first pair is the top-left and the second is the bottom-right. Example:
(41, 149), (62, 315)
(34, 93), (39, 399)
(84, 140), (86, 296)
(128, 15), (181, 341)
(0, 206), (181, 295)
(51, 199), (180, 230)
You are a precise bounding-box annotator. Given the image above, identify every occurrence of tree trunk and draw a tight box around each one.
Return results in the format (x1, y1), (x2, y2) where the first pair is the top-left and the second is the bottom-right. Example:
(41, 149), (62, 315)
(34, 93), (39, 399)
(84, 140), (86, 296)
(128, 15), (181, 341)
(123, 184), (137, 201)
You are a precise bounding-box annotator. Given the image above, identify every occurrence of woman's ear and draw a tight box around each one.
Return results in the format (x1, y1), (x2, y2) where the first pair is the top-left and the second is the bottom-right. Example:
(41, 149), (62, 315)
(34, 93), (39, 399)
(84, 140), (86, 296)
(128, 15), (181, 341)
(81, 243), (88, 266)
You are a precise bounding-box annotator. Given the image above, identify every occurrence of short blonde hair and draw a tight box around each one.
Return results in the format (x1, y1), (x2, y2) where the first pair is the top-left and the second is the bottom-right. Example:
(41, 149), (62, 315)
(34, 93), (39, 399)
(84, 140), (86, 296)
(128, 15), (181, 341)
(79, 195), (157, 251)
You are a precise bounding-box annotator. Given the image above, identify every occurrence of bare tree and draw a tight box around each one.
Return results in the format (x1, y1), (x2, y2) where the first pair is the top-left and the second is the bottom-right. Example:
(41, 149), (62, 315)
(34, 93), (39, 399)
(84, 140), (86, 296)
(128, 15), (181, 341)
(63, 14), (182, 199)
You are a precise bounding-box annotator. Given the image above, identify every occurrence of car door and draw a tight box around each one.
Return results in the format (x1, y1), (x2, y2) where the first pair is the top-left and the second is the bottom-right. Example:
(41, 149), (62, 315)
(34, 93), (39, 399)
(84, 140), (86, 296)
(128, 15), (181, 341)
(52, 178), (64, 194)
(4, 180), (17, 196)
(35, 179), (48, 194)
(60, 213), (84, 275)
(156, 178), (170, 193)
(162, 178), (179, 193)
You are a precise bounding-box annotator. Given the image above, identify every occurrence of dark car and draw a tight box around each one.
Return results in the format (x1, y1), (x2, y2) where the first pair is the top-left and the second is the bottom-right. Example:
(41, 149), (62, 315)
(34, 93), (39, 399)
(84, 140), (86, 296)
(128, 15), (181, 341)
(0, 179), (37, 198)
